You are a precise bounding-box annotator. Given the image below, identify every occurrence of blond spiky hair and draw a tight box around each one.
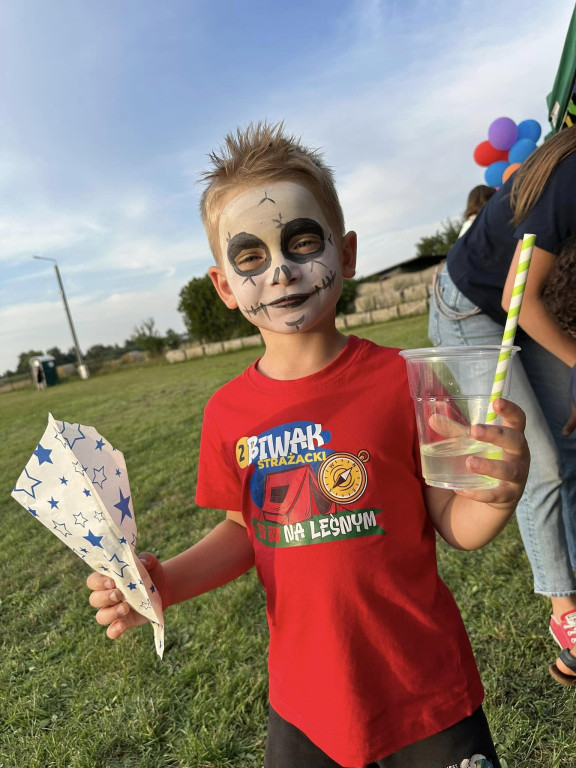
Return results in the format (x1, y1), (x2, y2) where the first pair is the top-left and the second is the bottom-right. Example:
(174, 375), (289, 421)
(199, 121), (345, 262)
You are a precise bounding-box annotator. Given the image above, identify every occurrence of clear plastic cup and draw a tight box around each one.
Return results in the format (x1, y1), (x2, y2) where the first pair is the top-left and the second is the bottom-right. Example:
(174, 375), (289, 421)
(399, 345), (519, 490)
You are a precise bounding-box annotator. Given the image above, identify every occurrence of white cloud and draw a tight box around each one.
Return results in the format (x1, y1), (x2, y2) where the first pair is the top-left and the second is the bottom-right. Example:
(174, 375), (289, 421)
(0, 278), (188, 370)
(0, 211), (105, 261)
(68, 234), (210, 277)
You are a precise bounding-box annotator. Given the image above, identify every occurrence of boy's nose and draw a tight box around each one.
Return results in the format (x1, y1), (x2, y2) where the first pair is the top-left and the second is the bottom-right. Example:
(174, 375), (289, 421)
(271, 263), (300, 286)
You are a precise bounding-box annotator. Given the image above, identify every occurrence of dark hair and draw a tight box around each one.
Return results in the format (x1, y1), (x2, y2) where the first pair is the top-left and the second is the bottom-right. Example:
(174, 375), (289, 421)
(464, 185), (496, 219)
(542, 235), (576, 339)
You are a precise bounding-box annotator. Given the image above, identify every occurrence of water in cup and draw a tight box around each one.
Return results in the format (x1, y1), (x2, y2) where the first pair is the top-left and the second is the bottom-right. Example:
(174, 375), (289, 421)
(399, 346), (519, 491)
(420, 436), (502, 490)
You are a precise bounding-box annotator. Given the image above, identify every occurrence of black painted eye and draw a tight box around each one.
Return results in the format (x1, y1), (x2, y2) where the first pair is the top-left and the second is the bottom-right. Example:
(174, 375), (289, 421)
(234, 250), (268, 272)
(281, 218), (325, 264)
(288, 234), (324, 254)
(227, 232), (271, 276)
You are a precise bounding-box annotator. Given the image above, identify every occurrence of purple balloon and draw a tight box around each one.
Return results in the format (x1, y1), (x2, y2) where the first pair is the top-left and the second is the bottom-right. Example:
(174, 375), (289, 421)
(517, 119), (541, 143)
(488, 117), (518, 151)
(509, 138), (537, 164)
(484, 160), (509, 187)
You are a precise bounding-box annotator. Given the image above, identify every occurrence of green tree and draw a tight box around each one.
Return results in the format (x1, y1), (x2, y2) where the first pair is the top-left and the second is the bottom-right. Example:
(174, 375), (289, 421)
(85, 343), (120, 361)
(45, 346), (76, 365)
(415, 217), (462, 257)
(337, 278), (358, 315)
(164, 328), (183, 350)
(178, 275), (254, 343)
(130, 318), (166, 356)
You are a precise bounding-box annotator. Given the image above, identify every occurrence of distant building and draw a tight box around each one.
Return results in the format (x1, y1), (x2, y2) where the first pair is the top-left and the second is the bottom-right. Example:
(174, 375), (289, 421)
(370, 254), (446, 282)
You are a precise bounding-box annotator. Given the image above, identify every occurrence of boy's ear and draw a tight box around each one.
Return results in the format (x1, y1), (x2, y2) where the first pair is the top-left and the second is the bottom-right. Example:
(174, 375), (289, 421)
(342, 231), (357, 278)
(208, 266), (239, 309)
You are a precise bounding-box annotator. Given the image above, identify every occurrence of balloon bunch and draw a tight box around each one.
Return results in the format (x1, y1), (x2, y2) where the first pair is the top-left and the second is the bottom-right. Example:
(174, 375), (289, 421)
(473, 117), (542, 187)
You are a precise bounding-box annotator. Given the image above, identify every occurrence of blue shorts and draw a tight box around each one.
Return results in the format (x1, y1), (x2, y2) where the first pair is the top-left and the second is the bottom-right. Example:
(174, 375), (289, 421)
(264, 705), (501, 768)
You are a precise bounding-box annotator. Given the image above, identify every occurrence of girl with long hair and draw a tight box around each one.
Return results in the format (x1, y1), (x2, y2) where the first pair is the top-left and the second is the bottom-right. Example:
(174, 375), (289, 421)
(429, 126), (576, 685)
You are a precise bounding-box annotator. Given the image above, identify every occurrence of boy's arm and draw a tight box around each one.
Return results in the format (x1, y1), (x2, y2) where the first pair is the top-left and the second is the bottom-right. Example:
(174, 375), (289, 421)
(87, 511), (254, 639)
(424, 398), (529, 551)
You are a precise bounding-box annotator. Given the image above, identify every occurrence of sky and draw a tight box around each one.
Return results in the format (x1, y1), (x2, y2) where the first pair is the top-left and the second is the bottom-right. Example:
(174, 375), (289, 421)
(1, 0), (574, 374)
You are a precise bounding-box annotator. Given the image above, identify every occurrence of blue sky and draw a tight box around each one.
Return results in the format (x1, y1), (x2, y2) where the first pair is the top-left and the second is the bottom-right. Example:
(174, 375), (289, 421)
(1, 0), (574, 374)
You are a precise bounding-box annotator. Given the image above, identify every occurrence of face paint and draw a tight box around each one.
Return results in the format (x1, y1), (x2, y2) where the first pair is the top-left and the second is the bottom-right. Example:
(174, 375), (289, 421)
(218, 181), (342, 334)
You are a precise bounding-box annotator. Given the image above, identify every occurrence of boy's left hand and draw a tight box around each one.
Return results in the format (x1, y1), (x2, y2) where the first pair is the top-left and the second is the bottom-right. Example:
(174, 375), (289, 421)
(458, 397), (529, 508)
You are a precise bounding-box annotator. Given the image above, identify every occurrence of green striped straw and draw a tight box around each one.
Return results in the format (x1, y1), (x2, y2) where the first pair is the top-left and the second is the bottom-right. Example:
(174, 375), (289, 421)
(486, 233), (536, 422)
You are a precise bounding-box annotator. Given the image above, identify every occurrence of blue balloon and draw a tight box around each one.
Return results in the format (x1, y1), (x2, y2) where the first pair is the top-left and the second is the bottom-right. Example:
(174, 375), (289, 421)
(484, 160), (509, 187)
(517, 119), (541, 143)
(509, 138), (537, 164)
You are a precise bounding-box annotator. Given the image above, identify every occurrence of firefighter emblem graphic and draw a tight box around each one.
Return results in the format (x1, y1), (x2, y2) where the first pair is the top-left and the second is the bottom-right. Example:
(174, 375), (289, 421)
(317, 451), (369, 504)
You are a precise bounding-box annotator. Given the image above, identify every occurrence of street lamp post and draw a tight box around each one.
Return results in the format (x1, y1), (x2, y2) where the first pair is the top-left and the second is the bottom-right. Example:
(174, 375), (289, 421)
(33, 255), (90, 379)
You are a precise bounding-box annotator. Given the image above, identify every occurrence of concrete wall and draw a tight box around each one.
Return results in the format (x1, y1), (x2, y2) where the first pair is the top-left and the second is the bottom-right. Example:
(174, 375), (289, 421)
(353, 264), (437, 312)
(166, 334), (264, 362)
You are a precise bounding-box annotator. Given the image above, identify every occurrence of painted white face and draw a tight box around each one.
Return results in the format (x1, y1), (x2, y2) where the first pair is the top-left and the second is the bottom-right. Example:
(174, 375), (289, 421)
(217, 181), (343, 334)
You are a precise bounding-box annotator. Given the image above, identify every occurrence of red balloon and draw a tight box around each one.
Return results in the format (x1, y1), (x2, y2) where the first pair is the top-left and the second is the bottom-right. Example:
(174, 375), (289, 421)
(473, 140), (509, 167)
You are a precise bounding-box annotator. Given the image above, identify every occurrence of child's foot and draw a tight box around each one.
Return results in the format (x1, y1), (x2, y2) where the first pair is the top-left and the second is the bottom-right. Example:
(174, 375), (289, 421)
(549, 610), (576, 684)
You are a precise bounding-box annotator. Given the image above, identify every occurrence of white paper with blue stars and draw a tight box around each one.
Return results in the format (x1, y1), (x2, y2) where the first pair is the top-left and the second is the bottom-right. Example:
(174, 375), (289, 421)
(11, 413), (164, 658)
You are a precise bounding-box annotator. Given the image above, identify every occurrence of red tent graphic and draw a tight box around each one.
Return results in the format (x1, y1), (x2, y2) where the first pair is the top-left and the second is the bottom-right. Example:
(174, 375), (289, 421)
(262, 466), (339, 525)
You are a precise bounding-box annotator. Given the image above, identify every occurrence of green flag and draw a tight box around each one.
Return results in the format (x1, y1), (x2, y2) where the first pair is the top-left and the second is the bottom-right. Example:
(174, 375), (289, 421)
(547, 6), (576, 135)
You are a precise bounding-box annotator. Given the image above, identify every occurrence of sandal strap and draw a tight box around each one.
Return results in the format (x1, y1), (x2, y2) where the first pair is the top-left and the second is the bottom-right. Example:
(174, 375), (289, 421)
(559, 648), (576, 673)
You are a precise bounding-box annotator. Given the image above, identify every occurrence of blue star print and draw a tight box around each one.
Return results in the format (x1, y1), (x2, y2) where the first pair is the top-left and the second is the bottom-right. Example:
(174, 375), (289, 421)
(114, 489), (132, 524)
(83, 488), (91, 496)
(53, 520), (71, 537)
(28, 507), (38, 517)
(95, 439), (105, 451)
(92, 466), (107, 488)
(60, 476), (68, 485)
(127, 582), (137, 590)
(108, 553), (129, 578)
(48, 497), (59, 509)
(83, 530), (104, 548)
(73, 511), (88, 528)
(60, 422), (86, 449)
(34, 444), (53, 465)
(14, 468), (42, 499)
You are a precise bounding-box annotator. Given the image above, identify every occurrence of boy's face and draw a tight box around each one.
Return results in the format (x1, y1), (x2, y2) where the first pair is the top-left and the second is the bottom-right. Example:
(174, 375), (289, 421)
(209, 181), (356, 335)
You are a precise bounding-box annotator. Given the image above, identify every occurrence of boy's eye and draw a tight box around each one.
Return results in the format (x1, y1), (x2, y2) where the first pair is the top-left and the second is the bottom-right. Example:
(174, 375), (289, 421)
(235, 250), (267, 272)
(280, 218), (325, 263)
(289, 234), (323, 254)
(227, 232), (271, 276)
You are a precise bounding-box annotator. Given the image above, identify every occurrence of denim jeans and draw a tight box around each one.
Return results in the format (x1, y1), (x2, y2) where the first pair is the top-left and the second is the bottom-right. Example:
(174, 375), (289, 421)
(428, 267), (576, 596)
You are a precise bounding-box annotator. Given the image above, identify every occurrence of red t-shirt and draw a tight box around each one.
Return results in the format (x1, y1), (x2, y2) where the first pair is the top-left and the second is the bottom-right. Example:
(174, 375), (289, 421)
(195, 335), (484, 767)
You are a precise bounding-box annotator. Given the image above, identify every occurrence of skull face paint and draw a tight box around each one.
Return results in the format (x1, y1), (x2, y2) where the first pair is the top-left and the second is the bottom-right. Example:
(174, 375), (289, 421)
(218, 182), (343, 334)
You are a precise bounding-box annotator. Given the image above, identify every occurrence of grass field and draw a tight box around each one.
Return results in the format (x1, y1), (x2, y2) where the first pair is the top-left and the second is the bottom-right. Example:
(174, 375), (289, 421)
(1, 314), (575, 768)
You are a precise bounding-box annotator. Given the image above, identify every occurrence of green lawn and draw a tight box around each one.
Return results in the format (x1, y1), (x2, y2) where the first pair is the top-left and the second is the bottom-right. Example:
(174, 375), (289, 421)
(1, 315), (574, 767)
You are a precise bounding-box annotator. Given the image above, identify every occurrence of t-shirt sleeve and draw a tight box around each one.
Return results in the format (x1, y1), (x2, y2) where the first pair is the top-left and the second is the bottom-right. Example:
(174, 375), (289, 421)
(514, 156), (576, 254)
(195, 395), (243, 512)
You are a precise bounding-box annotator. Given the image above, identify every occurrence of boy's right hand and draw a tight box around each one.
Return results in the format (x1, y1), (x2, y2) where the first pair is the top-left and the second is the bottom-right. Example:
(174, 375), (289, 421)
(86, 552), (163, 640)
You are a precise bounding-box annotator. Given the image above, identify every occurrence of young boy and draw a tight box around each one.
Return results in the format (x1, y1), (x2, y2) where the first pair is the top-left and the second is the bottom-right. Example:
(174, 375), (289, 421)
(88, 122), (529, 768)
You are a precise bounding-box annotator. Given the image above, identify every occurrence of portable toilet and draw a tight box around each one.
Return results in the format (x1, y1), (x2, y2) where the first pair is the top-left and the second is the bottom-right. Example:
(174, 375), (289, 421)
(30, 355), (59, 388)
